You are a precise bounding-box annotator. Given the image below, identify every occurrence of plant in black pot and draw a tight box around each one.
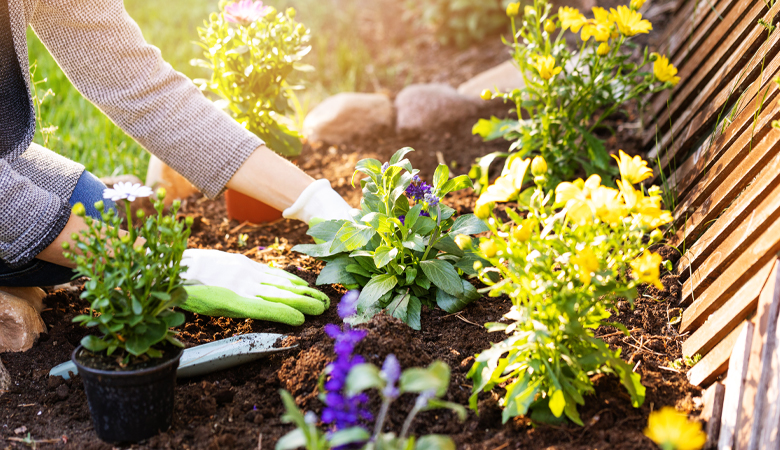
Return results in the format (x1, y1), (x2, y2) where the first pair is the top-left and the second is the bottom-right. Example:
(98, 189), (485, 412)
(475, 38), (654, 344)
(63, 184), (192, 443)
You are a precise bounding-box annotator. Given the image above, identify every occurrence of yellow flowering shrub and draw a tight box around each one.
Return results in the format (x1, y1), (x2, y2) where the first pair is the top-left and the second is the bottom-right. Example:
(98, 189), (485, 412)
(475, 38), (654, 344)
(471, 0), (679, 190)
(467, 153), (670, 425)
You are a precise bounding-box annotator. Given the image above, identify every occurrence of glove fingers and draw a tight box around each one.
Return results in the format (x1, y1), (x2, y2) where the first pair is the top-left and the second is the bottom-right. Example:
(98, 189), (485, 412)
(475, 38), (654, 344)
(182, 286), (305, 326)
(257, 266), (308, 286)
(256, 286), (327, 316)
(264, 283), (331, 308)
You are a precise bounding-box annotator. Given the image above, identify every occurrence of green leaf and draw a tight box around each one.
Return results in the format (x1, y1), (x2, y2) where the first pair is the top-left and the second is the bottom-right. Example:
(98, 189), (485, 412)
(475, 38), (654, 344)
(357, 274), (398, 311)
(361, 212), (394, 234)
(433, 164), (450, 190)
(316, 256), (358, 285)
(405, 266), (418, 285)
(390, 147), (415, 165)
(403, 234), (426, 252)
(415, 435), (456, 450)
(420, 260), (464, 297)
(449, 214), (489, 236)
(400, 360), (450, 397)
(328, 428), (371, 448)
(472, 116), (517, 141)
(292, 242), (343, 258)
(346, 264), (373, 278)
(387, 291), (411, 325)
(404, 204), (424, 231)
(345, 363), (384, 395)
(81, 335), (108, 352)
(275, 429), (308, 450)
(501, 374), (538, 423)
(333, 222), (376, 252)
(307, 219), (347, 242)
(374, 246), (399, 269)
(436, 280), (480, 313)
(355, 158), (383, 178)
(549, 390), (565, 418)
(412, 217), (436, 235)
(425, 399), (468, 422)
(432, 235), (464, 257)
(439, 175), (473, 196)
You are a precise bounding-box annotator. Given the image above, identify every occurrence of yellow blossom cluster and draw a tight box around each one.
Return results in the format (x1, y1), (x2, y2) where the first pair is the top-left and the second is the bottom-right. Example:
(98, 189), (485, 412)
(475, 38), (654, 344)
(644, 407), (706, 450)
(558, 4), (652, 42)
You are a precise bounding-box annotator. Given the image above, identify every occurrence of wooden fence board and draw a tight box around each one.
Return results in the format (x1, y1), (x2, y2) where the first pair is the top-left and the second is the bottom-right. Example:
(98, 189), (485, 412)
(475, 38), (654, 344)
(735, 262), (780, 450)
(688, 320), (746, 387)
(702, 382), (726, 448)
(678, 218), (780, 332)
(644, 0), (769, 148)
(718, 321), (754, 450)
(757, 307), (780, 450)
(682, 260), (773, 357)
(664, 48), (780, 208)
(676, 147), (780, 282)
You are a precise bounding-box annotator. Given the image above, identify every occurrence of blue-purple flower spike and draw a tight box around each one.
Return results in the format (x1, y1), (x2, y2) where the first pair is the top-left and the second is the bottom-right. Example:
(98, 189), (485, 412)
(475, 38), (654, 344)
(338, 290), (360, 319)
(381, 354), (401, 399)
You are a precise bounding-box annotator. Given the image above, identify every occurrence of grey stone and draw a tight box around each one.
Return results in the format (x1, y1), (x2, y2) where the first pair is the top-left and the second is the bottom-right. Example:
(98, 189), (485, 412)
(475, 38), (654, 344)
(395, 84), (480, 133)
(458, 60), (525, 99)
(303, 93), (394, 145)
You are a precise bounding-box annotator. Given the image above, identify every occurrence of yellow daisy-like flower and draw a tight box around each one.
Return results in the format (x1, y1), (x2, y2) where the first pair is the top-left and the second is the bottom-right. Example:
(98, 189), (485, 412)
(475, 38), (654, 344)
(474, 158), (530, 218)
(644, 407), (707, 450)
(555, 175), (601, 223)
(559, 6), (587, 33)
(590, 185), (626, 224)
(630, 250), (664, 290)
(581, 22), (612, 42)
(610, 5), (652, 36)
(571, 248), (600, 285)
(612, 150), (653, 185)
(654, 54), (681, 86)
(532, 54), (563, 81)
(630, 0), (647, 10)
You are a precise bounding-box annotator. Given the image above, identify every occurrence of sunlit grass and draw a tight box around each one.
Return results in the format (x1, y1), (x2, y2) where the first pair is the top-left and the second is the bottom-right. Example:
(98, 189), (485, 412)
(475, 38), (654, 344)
(28, 0), (386, 179)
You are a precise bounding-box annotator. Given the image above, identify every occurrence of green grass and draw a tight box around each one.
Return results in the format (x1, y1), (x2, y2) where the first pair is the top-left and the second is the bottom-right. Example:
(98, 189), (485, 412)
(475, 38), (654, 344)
(28, 0), (385, 179)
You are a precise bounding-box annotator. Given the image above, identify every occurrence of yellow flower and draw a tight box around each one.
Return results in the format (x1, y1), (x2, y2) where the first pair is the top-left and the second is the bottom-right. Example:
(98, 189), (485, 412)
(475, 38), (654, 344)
(617, 180), (671, 229)
(72, 202), (86, 217)
(506, 2), (521, 17)
(531, 54), (563, 81)
(544, 19), (556, 33)
(474, 158), (531, 217)
(592, 6), (611, 25)
(524, 5), (535, 16)
(644, 407), (706, 450)
(630, 250), (664, 290)
(612, 150), (653, 184)
(512, 219), (535, 242)
(630, 0), (646, 10)
(559, 6), (587, 33)
(654, 54), (681, 86)
(571, 248), (600, 285)
(597, 42), (611, 56)
(454, 234), (472, 250)
(590, 185), (625, 224)
(582, 22), (612, 42)
(610, 5), (652, 36)
(555, 175), (601, 223)
(480, 89), (493, 101)
(480, 240), (499, 258)
(531, 156), (548, 177)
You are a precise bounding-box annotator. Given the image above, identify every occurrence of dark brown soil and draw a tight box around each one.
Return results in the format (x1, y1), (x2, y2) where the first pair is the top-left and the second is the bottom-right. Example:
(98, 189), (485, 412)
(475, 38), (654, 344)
(0, 1), (695, 448)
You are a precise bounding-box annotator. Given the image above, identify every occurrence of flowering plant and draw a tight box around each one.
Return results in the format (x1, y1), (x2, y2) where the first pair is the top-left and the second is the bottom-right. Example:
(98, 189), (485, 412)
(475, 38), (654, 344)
(65, 186), (193, 361)
(402, 0), (515, 48)
(465, 153), (671, 425)
(293, 148), (489, 329)
(471, 0), (678, 189)
(643, 407), (706, 450)
(276, 292), (465, 450)
(194, 1), (311, 157)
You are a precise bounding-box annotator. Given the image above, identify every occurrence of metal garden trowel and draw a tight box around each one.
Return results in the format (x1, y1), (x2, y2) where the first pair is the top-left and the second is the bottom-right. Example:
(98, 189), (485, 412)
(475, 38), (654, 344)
(49, 333), (295, 380)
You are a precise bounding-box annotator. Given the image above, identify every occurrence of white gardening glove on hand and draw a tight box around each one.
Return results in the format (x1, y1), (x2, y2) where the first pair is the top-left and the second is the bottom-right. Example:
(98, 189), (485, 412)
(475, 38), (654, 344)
(282, 179), (355, 224)
(179, 249), (330, 325)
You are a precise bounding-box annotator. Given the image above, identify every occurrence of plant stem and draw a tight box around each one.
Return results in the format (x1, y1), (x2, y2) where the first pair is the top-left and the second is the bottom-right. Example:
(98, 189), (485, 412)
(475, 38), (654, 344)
(372, 399), (391, 440)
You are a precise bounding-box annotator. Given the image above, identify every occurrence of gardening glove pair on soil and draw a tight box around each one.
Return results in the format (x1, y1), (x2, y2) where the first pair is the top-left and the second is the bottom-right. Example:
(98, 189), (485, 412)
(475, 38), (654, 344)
(179, 249), (329, 326)
(282, 179), (355, 224)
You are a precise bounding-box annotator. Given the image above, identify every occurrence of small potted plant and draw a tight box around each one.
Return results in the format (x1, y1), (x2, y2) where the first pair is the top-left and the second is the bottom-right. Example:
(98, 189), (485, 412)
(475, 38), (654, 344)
(64, 183), (192, 443)
(194, 1), (312, 223)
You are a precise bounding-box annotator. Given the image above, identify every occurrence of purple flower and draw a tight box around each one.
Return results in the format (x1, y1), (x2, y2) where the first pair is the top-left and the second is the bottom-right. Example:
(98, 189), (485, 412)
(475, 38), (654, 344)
(381, 162), (389, 173)
(398, 215), (405, 225)
(323, 317), (372, 431)
(224, 0), (270, 25)
(415, 390), (436, 409)
(405, 181), (433, 202)
(420, 211), (430, 218)
(381, 354), (401, 399)
(424, 192), (439, 207)
(338, 290), (360, 319)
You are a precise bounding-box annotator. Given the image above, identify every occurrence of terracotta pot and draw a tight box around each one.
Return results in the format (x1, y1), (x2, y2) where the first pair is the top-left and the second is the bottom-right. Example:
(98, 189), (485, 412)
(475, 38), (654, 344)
(225, 189), (283, 223)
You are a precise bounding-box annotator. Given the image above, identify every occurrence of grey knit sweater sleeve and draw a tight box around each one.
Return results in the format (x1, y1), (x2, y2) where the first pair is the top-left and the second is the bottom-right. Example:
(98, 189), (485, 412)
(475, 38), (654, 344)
(29, 0), (264, 199)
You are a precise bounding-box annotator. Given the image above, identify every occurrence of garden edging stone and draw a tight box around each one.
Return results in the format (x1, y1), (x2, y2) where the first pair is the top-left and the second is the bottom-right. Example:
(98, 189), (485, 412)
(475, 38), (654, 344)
(303, 92), (394, 145)
(457, 60), (525, 99)
(0, 287), (46, 353)
(394, 83), (480, 133)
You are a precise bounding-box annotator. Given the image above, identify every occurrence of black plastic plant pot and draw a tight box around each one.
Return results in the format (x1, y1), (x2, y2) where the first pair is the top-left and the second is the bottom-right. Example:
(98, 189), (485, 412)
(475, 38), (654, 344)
(71, 345), (183, 443)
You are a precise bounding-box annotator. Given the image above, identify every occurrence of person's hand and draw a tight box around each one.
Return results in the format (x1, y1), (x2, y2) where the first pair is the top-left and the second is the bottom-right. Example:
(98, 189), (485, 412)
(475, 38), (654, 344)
(179, 249), (329, 325)
(282, 179), (355, 223)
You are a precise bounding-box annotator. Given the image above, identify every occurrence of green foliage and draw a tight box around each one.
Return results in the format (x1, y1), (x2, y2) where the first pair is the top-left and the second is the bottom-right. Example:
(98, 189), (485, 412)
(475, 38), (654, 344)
(66, 193), (192, 360)
(472, 0), (676, 188)
(293, 148), (488, 329)
(194, 3), (311, 157)
(467, 155), (675, 425)
(276, 360), (464, 450)
(403, 0), (514, 48)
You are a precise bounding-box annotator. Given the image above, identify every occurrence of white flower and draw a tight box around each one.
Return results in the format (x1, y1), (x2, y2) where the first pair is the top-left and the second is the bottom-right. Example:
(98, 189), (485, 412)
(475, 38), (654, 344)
(103, 182), (154, 202)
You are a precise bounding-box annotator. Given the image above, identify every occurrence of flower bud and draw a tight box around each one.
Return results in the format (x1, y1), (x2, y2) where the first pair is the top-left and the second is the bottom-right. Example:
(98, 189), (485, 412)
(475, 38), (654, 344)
(506, 2), (520, 17)
(173, 199), (182, 210)
(650, 229), (664, 243)
(473, 261), (483, 271)
(630, 0), (646, 10)
(136, 209), (145, 219)
(474, 201), (493, 220)
(62, 242), (70, 250)
(531, 156), (548, 177)
(94, 200), (104, 212)
(480, 240), (499, 258)
(295, 23), (306, 35)
(512, 222), (532, 242)
(597, 42), (610, 56)
(156, 188), (167, 201)
(186, 216), (195, 226)
(480, 89), (493, 101)
(72, 202), (86, 217)
(71, 233), (79, 241)
(648, 185), (661, 196)
(454, 234), (472, 250)
(286, 7), (296, 18)
(649, 52), (660, 62)
(121, 235), (131, 244)
(544, 20), (556, 33)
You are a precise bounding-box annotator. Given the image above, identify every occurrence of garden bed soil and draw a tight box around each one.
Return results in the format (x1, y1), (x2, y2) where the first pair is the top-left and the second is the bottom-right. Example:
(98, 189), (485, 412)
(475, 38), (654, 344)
(0, 106), (700, 450)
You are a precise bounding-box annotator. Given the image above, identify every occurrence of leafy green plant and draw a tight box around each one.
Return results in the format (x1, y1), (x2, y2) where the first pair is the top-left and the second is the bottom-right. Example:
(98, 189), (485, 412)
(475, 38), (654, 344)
(293, 148), (488, 330)
(466, 153), (671, 425)
(193, 0), (312, 157)
(471, 0), (678, 190)
(403, 0), (515, 48)
(277, 356), (464, 450)
(65, 186), (192, 360)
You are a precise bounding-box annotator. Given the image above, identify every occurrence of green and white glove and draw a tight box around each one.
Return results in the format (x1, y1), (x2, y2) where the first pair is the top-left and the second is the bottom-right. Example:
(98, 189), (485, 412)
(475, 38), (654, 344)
(180, 249), (329, 326)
